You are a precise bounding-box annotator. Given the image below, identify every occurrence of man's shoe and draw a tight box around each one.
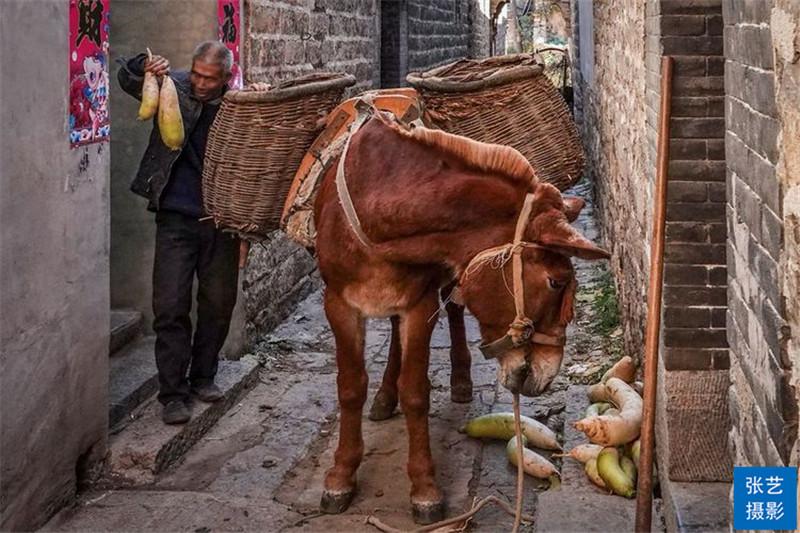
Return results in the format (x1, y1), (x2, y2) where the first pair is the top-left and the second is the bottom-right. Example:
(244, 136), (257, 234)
(191, 383), (224, 403)
(162, 400), (191, 425)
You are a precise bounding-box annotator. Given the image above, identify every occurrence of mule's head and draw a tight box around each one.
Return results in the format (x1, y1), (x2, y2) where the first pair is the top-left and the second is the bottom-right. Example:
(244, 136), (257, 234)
(459, 185), (609, 397)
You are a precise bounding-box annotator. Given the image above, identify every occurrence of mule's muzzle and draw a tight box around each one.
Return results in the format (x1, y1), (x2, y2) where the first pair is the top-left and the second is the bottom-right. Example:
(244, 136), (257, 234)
(522, 370), (554, 396)
(498, 361), (555, 397)
(499, 363), (529, 395)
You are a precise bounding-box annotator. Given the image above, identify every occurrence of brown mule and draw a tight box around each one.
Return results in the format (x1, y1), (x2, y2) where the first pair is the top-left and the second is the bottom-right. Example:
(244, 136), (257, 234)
(367, 197), (588, 422)
(314, 114), (608, 524)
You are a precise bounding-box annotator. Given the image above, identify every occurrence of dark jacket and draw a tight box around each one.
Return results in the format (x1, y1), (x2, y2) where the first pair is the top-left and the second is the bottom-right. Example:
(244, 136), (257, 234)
(117, 53), (203, 210)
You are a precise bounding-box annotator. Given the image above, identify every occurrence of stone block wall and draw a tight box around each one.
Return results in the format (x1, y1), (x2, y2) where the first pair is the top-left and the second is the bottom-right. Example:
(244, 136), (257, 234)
(724, 0), (798, 467)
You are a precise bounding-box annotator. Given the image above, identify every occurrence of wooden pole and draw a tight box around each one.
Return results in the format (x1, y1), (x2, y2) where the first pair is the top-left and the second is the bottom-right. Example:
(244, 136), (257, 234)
(635, 55), (673, 533)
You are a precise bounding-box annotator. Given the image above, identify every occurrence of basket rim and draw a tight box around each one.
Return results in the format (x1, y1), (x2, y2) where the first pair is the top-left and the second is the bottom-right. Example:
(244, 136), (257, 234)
(406, 54), (544, 93)
(224, 73), (356, 103)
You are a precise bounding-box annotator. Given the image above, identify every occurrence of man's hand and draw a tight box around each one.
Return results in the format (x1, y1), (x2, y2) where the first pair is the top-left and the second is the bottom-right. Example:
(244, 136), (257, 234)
(245, 82), (272, 92)
(145, 54), (170, 77)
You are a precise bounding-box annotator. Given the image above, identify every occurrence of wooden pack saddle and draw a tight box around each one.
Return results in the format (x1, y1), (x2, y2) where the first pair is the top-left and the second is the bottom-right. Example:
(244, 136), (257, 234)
(281, 88), (424, 249)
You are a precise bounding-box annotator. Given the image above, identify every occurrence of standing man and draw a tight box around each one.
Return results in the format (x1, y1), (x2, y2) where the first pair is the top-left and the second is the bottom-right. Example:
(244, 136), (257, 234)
(118, 41), (254, 424)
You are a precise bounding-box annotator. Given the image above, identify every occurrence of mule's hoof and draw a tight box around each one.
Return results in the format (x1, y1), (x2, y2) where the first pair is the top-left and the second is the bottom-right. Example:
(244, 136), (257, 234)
(368, 395), (397, 421)
(412, 500), (445, 525)
(450, 383), (473, 403)
(320, 489), (355, 514)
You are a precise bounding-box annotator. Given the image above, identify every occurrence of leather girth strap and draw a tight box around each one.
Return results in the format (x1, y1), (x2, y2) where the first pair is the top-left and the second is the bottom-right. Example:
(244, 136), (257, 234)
(335, 98), (375, 248)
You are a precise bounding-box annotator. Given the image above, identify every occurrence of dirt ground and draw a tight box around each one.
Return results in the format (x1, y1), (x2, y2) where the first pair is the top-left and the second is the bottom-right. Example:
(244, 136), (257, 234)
(49, 179), (637, 532)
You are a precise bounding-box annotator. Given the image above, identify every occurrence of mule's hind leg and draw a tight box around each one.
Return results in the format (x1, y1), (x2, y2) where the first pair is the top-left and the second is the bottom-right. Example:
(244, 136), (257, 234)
(399, 293), (445, 524)
(442, 285), (473, 403)
(320, 291), (368, 515)
(368, 315), (401, 421)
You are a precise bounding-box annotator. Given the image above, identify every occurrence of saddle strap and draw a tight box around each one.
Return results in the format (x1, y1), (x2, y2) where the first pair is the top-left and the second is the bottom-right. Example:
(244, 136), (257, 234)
(335, 99), (376, 248)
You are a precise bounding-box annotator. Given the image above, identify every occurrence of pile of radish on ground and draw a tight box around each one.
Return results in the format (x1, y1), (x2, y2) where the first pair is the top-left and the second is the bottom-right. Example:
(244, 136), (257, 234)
(459, 356), (651, 499)
(563, 356), (654, 498)
(460, 408), (562, 482)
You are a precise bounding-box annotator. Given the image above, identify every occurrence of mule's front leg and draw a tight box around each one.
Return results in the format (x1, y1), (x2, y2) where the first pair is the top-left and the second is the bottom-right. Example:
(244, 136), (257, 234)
(368, 315), (401, 421)
(399, 293), (444, 525)
(321, 291), (367, 515)
(442, 284), (473, 403)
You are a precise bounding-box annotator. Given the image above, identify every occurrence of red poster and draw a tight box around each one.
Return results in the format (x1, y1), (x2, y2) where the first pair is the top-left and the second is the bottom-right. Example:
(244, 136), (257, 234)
(218, 0), (242, 89)
(69, 0), (110, 148)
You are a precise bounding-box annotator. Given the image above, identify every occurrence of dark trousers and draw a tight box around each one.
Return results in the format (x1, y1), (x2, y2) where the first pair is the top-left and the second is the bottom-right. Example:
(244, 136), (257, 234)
(153, 211), (239, 405)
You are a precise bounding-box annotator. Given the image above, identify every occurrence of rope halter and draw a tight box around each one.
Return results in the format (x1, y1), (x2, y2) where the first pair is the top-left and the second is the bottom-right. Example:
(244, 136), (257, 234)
(461, 193), (567, 360)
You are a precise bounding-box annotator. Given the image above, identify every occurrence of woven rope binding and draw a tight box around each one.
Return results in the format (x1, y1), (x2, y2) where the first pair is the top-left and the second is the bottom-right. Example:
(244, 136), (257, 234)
(406, 54), (584, 191)
(202, 72), (356, 237)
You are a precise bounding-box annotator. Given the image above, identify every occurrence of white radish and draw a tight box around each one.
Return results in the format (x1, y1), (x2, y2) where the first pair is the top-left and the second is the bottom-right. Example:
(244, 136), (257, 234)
(554, 443), (603, 464)
(574, 378), (643, 446)
(587, 382), (612, 403)
(584, 458), (606, 489)
(601, 356), (637, 384)
(462, 412), (560, 450)
(585, 402), (612, 417)
(506, 437), (559, 479)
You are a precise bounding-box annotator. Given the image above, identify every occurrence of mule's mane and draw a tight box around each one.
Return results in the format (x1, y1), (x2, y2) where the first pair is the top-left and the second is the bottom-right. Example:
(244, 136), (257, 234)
(376, 113), (538, 186)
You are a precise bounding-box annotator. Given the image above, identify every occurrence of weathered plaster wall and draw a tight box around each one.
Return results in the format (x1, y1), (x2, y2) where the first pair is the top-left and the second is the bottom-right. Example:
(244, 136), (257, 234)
(0, 1), (110, 529)
(724, 0), (797, 468)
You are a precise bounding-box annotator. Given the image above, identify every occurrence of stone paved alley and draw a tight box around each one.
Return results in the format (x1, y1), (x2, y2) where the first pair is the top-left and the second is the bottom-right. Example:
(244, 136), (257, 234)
(46, 180), (660, 532)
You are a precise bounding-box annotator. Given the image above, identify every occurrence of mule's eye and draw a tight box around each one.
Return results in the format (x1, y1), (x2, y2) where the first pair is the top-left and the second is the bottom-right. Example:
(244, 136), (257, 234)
(548, 277), (567, 290)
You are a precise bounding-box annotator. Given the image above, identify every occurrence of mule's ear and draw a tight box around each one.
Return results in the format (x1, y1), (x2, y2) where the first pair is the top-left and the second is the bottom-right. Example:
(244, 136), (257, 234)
(562, 196), (585, 222)
(537, 221), (611, 260)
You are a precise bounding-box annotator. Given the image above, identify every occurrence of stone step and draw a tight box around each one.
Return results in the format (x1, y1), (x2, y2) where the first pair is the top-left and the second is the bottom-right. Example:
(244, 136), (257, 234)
(109, 336), (159, 429)
(535, 385), (658, 532)
(110, 309), (143, 355)
(103, 355), (261, 486)
(661, 480), (730, 532)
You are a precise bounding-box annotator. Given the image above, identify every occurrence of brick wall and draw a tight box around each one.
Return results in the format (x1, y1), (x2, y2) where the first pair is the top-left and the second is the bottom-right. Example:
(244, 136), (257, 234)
(660, 2), (727, 374)
(407, 0), (471, 71)
(245, 0), (381, 93)
(653, 0), (732, 484)
(380, 0), (407, 87)
(572, 0), (732, 483)
(724, 0), (798, 467)
(572, 0), (651, 357)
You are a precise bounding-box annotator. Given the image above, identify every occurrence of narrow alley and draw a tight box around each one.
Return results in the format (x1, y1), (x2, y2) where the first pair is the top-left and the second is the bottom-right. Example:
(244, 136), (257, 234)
(46, 180), (653, 532)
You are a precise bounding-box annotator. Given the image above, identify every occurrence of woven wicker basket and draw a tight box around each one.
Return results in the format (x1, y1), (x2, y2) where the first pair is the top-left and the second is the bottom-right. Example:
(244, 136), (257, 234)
(406, 54), (584, 191)
(202, 72), (355, 237)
